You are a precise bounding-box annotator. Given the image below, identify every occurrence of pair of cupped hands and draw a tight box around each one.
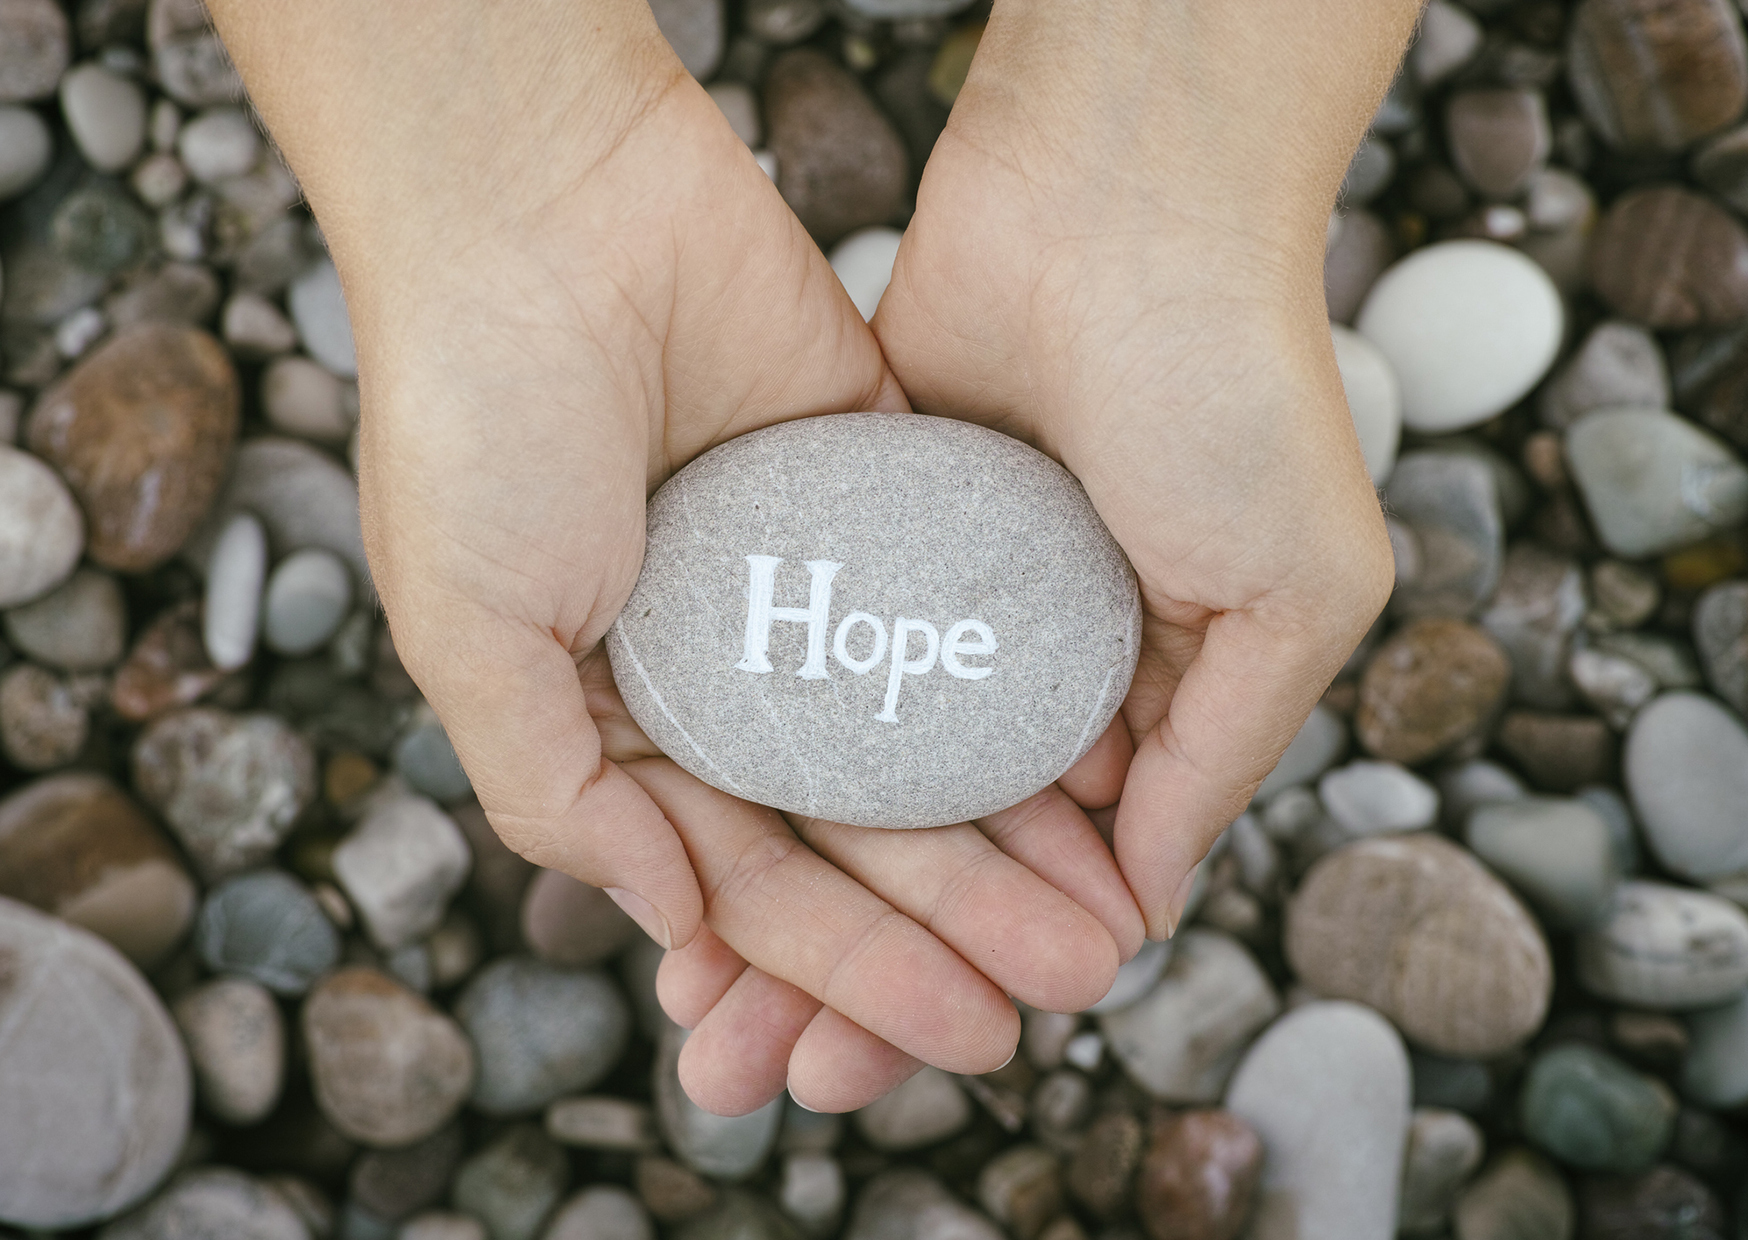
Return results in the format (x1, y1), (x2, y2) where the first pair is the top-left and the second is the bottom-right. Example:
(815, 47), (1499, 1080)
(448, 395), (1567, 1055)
(219, 0), (1401, 1114)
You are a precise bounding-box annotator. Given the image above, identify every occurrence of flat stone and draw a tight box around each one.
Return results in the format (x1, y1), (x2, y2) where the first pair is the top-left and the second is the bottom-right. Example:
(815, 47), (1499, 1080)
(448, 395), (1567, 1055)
(457, 956), (631, 1116)
(1355, 241), (1562, 434)
(1285, 835), (1552, 1057)
(1682, 988), (1748, 1107)
(1567, 0), (1748, 153)
(4, 567), (126, 670)
(97, 1168), (309, 1240)
(1325, 209), (1393, 324)
(1568, 407), (1748, 557)
(303, 966), (475, 1148)
(546, 1097), (660, 1152)
(349, 1123), (462, 1222)
(655, 1023), (782, 1179)
(1331, 325), (1401, 485)
(110, 601), (225, 722)
(264, 548), (353, 656)
(333, 794), (470, 950)
(0, 0), (68, 102)
(1625, 692), (1748, 881)
(1451, 1149), (1573, 1240)
(829, 227), (903, 323)
(0, 443), (83, 608)
(288, 259), (357, 377)
(609, 414), (1139, 829)
(1465, 797), (1619, 929)
(262, 356), (353, 443)
(545, 1187), (654, 1240)
(1497, 711), (1618, 792)
(1357, 619), (1508, 764)
(1100, 930), (1279, 1103)
(842, 1170), (1001, 1240)
(1447, 88), (1549, 199)
(204, 511), (267, 672)
(1578, 1166), (1725, 1240)
(0, 662), (89, 770)
(0, 898), (190, 1230)
(0, 771), (195, 969)
(1317, 760), (1439, 836)
(1519, 1043), (1674, 1174)
(60, 62), (146, 172)
(1479, 545), (1587, 711)
(26, 323), (238, 572)
(0, 104), (52, 199)
(132, 707), (317, 881)
(851, 1065), (970, 1153)
(521, 868), (640, 968)
(194, 868), (341, 995)
(1254, 703), (1347, 802)
(1383, 453), (1503, 620)
(1576, 880), (1748, 1008)
(1224, 1001), (1411, 1240)
(1539, 321), (1669, 431)
(171, 975), (286, 1125)
(764, 51), (909, 247)
(1134, 1109), (1261, 1240)
(452, 1125), (571, 1240)
(147, 0), (243, 107)
(1591, 187), (1748, 329)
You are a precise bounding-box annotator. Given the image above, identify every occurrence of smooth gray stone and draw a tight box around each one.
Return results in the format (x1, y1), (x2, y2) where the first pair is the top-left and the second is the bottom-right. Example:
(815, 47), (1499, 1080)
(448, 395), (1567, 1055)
(1539, 321), (1669, 431)
(98, 1168), (309, 1240)
(1437, 759), (1526, 832)
(1576, 784), (1641, 874)
(543, 1187), (653, 1240)
(1343, 133), (1396, 205)
(1569, 644), (1658, 728)
(1100, 929), (1279, 1103)
(1479, 544), (1586, 711)
(1593, 630), (1703, 690)
(0, 104), (51, 200)
(655, 1022), (782, 1180)
(1465, 797), (1618, 928)
(1625, 692), (1748, 882)
(263, 548), (353, 657)
(1576, 880), (1748, 1010)
(851, 1066), (971, 1153)
(1694, 580), (1748, 715)
(1567, 407), (1748, 558)
(456, 957), (631, 1116)
(843, 1170), (1002, 1240)
(1518, 1044), (1674, 1174)
(451, 1126), (570, 1240)
(647, 0), (723, 79)
(332, 794), (471, 951)
(394, 720), (473, 803)
(0, 443), (83, 609)
(1684, 990), (1748, 1109)
(1254, 703), (1348, 802)
(2, 567), (126, 670)
(288, 258), (356, 377)
(1397, 1108), (1485, 1238)
(837, 0), (976, 14)
(1318, 760), (1440, 836)
(674, 1191), (802, 1240)
(0, 898), (190, 1230)
(1411, 1052), (1492, 1116)
(194, 868), (341, 996)
(1383, 452), (1502, 620)
(609, 414), (1139, 829)
(1225, 1001), (1412, 1240)
(1083, 936), (1172, 1015)
(778, 1152), (842, 1239)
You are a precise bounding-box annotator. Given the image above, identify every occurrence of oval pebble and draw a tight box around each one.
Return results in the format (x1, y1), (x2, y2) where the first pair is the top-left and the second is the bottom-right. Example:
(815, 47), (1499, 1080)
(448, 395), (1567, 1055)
(3, 566), (126, 671)
(1625, 691), (1748, 882)
(655, 1022), (782, 1179)
(828, 226), (903, 321)
(0, 897), (190, 1230)
(263, 547), (353, 655)
(1683, 989), (1748, 1109)
(58, 62), (145, 173)
(0, 443), (83, 609)
(195, 868), (341, 996)
(0, 103), (52, 199)
(1518, 1043), (1674, 1174)
(171, 974), (286, 1125)
(609, 414), (1140, 829)
(288, 258), (357, 377)
(203, 511), (267, 671)
(97, 1167), (309, 1240)
(1568, 407), (1748, 559)
(1575, 880), (1748, 1009)
(1355, 240), (1563, 434)
(1331, 324), (1402, 485)
(176, 105), (259, 182)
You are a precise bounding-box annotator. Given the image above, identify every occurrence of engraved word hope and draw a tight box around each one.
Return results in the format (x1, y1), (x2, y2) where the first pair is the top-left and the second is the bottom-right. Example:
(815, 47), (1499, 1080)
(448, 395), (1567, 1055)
(732, 555), (999, 722)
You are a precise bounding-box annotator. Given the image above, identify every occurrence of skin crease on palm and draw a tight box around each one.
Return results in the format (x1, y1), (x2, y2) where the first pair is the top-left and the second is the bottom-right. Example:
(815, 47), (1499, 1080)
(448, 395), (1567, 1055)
(208, 0), (1419, 1116)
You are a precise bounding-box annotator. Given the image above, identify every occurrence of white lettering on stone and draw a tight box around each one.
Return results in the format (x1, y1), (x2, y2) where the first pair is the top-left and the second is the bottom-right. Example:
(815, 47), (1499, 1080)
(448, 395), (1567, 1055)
(877, 618), (940, 723)
(735, 555), (842, 679)
(833, 611), (888, 675)
(940, 619), (998, 679)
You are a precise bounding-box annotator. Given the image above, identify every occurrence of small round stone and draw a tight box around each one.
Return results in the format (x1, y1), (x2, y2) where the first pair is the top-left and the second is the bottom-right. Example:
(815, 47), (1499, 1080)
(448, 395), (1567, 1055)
(263, 547), (353, 656)
(1452, 1149), (1573, 1240)
(1589, 186), (1748, 328)
(852, 1065), (972, 1153)
(195, 868), (340, 996)
(828, 227), (903, 322)
(171, 974), (286, 1125)
(1446, 87), (1550, 200)
(1464, 798), (1618, 930)
(0, 662), (89, 770)
(1356, 618), (1509, 765)
(50, 182), (153, 273)
(1253, 703), (1347, 802)
(148, 0), (243, 108)
(97, 1167), (310, 1240)
(1578, 1167), (1725, 1240)
(0, 898), (190, 1229)
(1317, 760), (1440, 836)
(223, 291), (298, 359)
(1625, 691), (1748, 881)
(656, 1024), (783, 1179)
(1355, 241), (1563, 434)
(349, 1123), (463, 1222)
(0, 443), (83, 609)
(203, 511), (267, 672)
(545, 1186), (655, 1240)
(1330, 325), (1401, 485)
(391, 719), (472, 803)
(1518, 1043), (1674, 1174)
(3, 567), (127, 670)
(1692, 580), (1748, 714)
(303, 966), (476, 1148)
(1133, 1110), (1261, 1240)
(332, 794), (472, 951)
(262, 355), (353, 442)
(1478, 544), (1586, 712)
(1575, 880), (1748, 1009)
(1285, 834), (1552, 1057)
(0, 104), (52, 199)
(0, 0), (68, 103)
(1398, 1108), (1486, 1238)
(1567, 408), (1748, 559)
(1683, 989), (1748, 1107)
(1567, 0), (1748, 153)
(110, 600), (225, 723)
(288, 259), (357, 377)
(1325, 209), (1393, 324)
(58, 62), (146, 173)
(844, 1171), (998, 1240)
(609, 414), (1140, 829)
(455, 956), (632, 1116)
(176, 106), (259, 182)
(452, 1125), (571, 1240)
(521, 868), (640, 968)
(1538, 320), (1669, 431)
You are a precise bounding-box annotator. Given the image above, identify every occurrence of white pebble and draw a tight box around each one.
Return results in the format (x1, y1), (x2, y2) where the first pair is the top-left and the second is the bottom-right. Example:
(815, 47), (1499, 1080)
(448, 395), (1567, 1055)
(288, 259), (358, 377)
(1318, 760), (1440, 836)
(1063, 1031), (1104, 1072)
(149, 98), (181, 151)
(755, 149), (778, 181)
(0, 105), (52, 200)
(54, 306), (106, 359)
(58, 62), (146, 173)
(263, 548), (353, 656)
(1356, 240), (1563, 434)
(203, 512), (268, 672)
(262, 355), (352, 442)
(176, 107), (260, 183)
(1331, 325), (1401, 485)
(222, 291), (297, 358)
(131, 151), (188, 207)
(829, 226), (903, 322)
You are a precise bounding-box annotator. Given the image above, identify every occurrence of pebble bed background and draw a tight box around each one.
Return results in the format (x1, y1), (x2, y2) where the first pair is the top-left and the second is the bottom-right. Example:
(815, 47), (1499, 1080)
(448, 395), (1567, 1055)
(4, 0), (1748, 1237)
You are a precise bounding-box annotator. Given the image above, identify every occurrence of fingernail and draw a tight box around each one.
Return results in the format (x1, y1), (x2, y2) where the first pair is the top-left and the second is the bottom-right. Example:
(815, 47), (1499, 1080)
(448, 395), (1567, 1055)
(790, 1091), (822, 1114)
(997, 1044), (1018, 1071)
(1162, 863), (1201, 939)
(605, 887), (672, 949)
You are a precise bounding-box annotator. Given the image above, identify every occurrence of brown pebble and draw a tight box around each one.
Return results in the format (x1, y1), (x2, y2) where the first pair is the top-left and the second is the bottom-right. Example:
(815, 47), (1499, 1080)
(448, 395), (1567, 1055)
(1663, 536), (1746, 590)
(1135, 1109), (1262, 1240)
(0, 662), (88, 771)
(1285, 834), (1552, 1057)
(1522, 432), (1569, 491)
(520, 868), (640, 968)
(324, 751), (379, 808)
(1324, 209), (1394, 324)
(1358, 619), (1511, 765)
(1579, 1165), (1724, 1240)
(1447, 88), (1550, 199)
(1066, 1111), (1142, 1221)
(635, 1155), (718, 1224)
(927, 21), (983, 105)
(764, 48), (909, 246)
(1609, 1011), (1690, 1066)
(110, 601), (226, 722)
(1588, 185), (1748, 329)
(1567, 0), (1748, 152)
(25, 323), (239, 571)
(1496, 711), (1618, 791)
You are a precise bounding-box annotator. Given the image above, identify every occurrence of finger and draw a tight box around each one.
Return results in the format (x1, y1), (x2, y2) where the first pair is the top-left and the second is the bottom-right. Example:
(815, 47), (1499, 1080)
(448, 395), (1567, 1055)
(656, 923), (747, 1029)
(385, 606), (702, 951)
(977, 786), (1145, 962)
(679, 967), (820, 1116)
(623, 758), (1019, 1074)
(787, 1006), (923, 1113)
(1115, 604), (1359, 938)
(796, 815), (1119, 1013)
(1056, 717), (1133, 810)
